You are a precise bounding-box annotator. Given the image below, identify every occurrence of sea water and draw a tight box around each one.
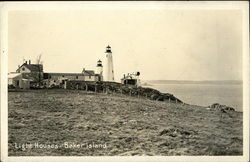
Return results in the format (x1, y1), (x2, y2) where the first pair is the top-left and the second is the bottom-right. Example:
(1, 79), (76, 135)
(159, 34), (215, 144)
(144, 81), (243, 112)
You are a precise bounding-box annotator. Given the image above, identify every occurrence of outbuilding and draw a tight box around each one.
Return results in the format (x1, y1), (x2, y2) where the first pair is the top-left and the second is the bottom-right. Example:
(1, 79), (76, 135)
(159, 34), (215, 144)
(121, 72), (141, 87)
(8, 73), (30, 89)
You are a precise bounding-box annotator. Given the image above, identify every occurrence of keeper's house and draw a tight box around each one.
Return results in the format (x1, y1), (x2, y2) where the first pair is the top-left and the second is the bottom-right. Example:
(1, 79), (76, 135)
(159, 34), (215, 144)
(16, 60), (43, 82)
(8, 59), (103, 89)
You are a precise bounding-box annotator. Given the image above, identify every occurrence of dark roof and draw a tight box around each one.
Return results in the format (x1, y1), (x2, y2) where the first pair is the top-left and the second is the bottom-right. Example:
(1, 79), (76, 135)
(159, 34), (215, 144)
(107, 45), (111, 48)
(47, 70), (95, 76)
(8, 73), (22, 79)
(18, 63), (43, 72)
(121, 76), (133, 80)
(83, 70), (95, 76)
(47, 73), (83, 76)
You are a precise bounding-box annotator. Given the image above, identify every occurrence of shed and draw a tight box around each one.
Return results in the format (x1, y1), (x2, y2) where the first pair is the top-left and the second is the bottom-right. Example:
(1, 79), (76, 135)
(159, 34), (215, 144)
(121, 72), (141, 87)
(8, 73), (30, 89)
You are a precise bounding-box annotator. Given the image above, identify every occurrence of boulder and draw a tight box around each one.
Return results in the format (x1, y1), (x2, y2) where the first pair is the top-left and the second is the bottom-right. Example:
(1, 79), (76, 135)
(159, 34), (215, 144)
(156, 95), (164, 101)
(150, 94), (159, 100)
(209, 103), (235, 112)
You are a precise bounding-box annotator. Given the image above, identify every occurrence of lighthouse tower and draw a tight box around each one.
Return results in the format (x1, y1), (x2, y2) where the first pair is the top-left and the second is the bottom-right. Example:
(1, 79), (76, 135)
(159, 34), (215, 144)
(96, 59), (103, 81)
(96, 60), (103, 75)
(104, 45), (115, 82)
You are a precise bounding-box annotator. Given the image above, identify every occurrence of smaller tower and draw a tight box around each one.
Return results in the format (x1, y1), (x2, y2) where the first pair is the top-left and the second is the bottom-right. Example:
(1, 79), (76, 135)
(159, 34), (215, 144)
(96, 59), (103, 81)
(96, 59), (103, 75)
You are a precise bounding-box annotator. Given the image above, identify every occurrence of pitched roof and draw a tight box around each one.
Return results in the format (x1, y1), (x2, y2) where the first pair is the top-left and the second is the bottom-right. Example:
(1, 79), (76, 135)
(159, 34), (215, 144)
(47, 73), (83, 76)
(8, 73), (22, 79)
(18, 63), (43, 72)
(26, 64), (43, 72)
(47, 71), (95, 76)
(83, 70), (95, 76)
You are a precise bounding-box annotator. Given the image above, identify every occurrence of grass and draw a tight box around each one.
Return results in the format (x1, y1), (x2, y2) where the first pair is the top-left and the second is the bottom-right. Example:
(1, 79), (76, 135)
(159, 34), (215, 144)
(8, 89), (243, 156)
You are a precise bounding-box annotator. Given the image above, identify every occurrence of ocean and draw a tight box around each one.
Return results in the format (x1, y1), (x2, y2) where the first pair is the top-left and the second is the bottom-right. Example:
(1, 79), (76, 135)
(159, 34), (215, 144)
(143, 80), (243, 112)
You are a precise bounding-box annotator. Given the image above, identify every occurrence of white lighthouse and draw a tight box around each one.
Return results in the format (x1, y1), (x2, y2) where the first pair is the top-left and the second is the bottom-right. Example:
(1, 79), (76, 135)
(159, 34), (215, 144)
(96, 59), (103, 75)
(104, 45), (115, 82)
(96, 59), (103, 81)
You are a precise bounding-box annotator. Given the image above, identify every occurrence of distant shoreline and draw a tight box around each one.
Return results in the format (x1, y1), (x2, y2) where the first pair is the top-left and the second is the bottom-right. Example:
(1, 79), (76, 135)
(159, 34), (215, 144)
(141, 80), (242, 112)
(143, 80), (243, 85)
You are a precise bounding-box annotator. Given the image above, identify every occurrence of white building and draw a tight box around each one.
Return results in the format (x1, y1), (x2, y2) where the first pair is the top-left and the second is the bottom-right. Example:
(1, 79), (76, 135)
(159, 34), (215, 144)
(103, 45), (115, 82)
(44, 69), (101, 87)
(8, 73), (30, 89)
(121, 72), (141, 87)
(16, 60), (43, 82)
(96, 60), (103, 81)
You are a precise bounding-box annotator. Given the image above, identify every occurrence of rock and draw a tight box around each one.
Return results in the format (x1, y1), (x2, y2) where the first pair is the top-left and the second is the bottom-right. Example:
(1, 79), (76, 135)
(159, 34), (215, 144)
(159, 129), (169, 136)
(224, 106), (235, 111)
(159, 127), (192, 137)
(209, 103), (235, 112)
(209, 103), (220, 108)
(150, 94), (159, 100)
(156, 95), (164, 101)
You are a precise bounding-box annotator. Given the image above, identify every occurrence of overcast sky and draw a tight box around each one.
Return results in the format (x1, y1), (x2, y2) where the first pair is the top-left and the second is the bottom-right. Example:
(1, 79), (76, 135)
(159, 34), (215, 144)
(8, 9), (242, 81)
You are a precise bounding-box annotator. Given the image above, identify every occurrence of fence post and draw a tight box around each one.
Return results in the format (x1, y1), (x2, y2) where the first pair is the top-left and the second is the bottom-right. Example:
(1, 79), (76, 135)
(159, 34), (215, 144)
(64, 81), (67, 89)
(95, 84), (97, 93)
(85, 84), (88, 91)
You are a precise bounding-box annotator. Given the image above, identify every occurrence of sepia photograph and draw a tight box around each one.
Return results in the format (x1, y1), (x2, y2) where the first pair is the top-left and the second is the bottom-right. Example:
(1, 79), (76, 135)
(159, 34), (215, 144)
(0, 1), (249, 162)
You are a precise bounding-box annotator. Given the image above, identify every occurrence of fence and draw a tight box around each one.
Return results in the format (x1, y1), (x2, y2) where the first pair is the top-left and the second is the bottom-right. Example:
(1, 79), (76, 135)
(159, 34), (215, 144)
(64, 80), (183, 103)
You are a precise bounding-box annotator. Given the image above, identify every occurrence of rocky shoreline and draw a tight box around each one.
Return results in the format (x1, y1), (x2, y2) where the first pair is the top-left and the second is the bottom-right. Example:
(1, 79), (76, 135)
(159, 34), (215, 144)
(64, 81), (183, 103)
(208, 103), (236, 112)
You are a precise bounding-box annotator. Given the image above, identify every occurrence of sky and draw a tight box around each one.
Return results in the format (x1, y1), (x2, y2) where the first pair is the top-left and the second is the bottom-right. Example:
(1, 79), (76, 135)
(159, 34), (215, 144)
(8, 9), (243, 81)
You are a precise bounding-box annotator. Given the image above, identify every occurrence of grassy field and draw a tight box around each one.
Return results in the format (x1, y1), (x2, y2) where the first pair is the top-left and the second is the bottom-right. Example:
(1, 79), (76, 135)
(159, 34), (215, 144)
(8, 89), (243, 156)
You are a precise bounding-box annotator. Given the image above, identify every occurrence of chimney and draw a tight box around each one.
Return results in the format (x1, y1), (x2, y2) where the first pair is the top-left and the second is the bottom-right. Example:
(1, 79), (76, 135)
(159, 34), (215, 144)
(82, 68), (85, 73)
(123, 74), (125, 78)
(29, 60), (31, 64)
(25, 61), (27, 64)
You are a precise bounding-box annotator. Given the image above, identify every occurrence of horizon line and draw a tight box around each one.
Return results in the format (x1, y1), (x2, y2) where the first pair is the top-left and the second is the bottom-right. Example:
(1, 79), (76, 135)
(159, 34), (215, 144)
(142, 79), (243, 82)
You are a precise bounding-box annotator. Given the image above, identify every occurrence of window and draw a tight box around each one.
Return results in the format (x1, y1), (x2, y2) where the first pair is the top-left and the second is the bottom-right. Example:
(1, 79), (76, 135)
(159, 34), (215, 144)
(89, 76), (91, 79)
(16, 80), (19, 87)
(76, 76), (78, 79)
(62, 75), (64, 77)
(22, 67), (25, 71)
